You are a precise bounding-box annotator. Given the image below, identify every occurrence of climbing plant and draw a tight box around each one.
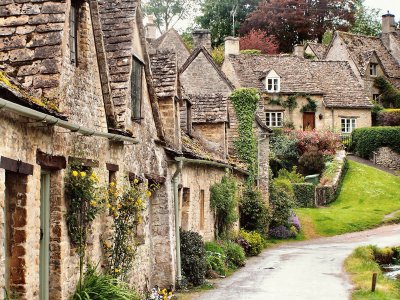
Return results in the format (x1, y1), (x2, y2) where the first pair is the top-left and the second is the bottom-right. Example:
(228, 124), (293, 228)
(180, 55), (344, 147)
(300, 96), (317, 112)
(210, 175), (238, 238)
(230, 88), (260, 183)
(374, 76), (400, 108)
(282, 95), (298, 112)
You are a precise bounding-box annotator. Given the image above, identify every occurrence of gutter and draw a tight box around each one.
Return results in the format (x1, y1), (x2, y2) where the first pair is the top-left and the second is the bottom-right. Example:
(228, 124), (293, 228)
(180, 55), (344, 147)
(0, 97), (139, 144)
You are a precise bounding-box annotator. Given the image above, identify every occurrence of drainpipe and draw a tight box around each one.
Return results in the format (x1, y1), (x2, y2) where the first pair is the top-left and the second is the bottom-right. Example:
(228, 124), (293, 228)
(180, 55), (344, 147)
(172, 159), (183, 285)
(0, 97), (139, 144)
(257, 134), (267, 187)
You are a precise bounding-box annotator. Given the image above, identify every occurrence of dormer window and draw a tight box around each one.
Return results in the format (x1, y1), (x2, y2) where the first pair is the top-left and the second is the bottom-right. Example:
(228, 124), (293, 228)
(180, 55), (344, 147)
(265, 70), (280, 93)
(370, 63), (378, 76)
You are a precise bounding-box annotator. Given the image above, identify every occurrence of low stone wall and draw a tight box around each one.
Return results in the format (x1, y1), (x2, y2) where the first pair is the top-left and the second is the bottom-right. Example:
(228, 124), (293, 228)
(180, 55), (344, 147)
(316, 150), (347, 206)
(372, 147), (400, 171)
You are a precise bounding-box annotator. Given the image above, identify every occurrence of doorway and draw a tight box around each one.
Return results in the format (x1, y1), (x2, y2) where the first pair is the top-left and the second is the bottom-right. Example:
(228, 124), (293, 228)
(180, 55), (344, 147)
(40, 173), (50, 300)
(303, 112), (316, 131)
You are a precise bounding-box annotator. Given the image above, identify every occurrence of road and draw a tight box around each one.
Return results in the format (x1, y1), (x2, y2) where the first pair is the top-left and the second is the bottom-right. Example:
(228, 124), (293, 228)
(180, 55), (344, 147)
(193, 224), (400, 300)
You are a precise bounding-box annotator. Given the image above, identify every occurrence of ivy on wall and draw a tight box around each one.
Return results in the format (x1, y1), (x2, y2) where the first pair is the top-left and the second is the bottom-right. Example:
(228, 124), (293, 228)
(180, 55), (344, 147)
(230, 88), (260, 183)
(268, 94), (298, 112)
(374, 76), (400, 108)
(300, 97), (317, 112)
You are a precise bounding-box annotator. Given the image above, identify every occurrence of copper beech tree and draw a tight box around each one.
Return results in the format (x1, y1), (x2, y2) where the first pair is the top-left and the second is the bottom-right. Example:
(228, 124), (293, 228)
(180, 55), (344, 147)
(239, 29), (279, 54)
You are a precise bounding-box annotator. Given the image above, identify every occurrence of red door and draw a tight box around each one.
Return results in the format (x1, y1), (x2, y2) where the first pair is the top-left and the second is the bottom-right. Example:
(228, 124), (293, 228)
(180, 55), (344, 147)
(303, 112), (315, 131)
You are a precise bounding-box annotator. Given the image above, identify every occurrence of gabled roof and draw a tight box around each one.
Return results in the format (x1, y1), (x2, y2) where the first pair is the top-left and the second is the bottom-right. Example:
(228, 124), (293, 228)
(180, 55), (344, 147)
(150, 51), (178, 98)
(306, 42), (328, 59)
(180, 46), (235, 90)
(333, 31), (400, 78)
(226, 54), (371, 108)
(188, 93), (228, 123)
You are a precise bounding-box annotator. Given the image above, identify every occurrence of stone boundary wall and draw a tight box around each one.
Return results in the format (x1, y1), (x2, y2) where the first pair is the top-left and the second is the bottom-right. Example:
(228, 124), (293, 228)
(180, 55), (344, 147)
(372, 147), (400, 170)
(316, 150), (347, 206)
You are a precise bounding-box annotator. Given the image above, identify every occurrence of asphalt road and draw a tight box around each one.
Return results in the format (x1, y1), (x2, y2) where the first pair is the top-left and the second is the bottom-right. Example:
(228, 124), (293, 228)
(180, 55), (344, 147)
(194, 224), (400, 300)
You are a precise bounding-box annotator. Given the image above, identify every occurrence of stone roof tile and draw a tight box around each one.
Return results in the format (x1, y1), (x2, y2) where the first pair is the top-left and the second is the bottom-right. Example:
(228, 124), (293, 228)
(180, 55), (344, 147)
(188, 93), (228, 123)
(150, 51), (177, 98)
(307, 42), (327, 59)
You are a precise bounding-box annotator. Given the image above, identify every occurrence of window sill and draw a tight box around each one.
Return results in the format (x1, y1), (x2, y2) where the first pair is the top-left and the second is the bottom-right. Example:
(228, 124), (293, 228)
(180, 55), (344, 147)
(131, 117), (144, 124)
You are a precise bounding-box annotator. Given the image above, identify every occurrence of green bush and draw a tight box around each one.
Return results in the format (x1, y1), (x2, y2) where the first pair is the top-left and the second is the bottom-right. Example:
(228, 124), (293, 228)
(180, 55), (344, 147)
(204, 241), (224, 254)
(269, 180), (296, 228)
(239, 187), (269, 233)
(298, 148), (325, 175)
(374, 76), (400, 108)
(210, 175), (238, 238)
(277, 166), (305, 183)
(292, 183), (315, 207)
(205, 250), (227, 276)
(239, 230), (266, 256)
(351, 127), (400, 158)
(222, 241), (246, 269)
(373, 246), (394, 265)
(71, 265), (141, 300)
(377, 109), (400, 126)
(180, 229), (206, 286)
(240, 49), (262, 55)
(269, 132), (299, 176)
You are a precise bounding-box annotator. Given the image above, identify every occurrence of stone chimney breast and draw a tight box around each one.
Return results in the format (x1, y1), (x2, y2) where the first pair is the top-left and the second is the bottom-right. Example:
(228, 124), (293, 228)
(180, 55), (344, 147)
(293, 44), (305, 57)
(192, 29), (212, 52)
(224, 37), (240, 57)
(146, 15), (157, 40)
(382, 12), (396, 34)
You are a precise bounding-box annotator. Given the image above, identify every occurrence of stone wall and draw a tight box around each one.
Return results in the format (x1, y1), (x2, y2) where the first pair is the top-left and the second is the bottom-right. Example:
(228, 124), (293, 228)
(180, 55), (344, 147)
(373, 147), (400, 170)
(324, 108), (372, 132)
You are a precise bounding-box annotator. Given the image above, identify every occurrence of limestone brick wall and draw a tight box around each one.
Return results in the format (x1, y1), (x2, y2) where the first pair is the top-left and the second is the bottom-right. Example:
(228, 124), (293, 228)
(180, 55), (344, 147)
(193, 123), (226, 155)
(324, 108), (372, 132)
(373, 147), (400, 170)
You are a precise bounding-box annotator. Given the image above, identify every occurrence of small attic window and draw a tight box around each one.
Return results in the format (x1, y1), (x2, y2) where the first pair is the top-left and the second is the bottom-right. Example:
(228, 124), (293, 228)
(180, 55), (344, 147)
(370, 63), (378, 76)
(265, 70), (280, 93)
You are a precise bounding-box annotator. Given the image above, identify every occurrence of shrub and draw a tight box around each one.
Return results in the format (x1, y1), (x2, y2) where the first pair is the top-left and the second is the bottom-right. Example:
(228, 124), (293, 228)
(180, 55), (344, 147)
(211, 45), (224, 66)
(294, 130), (341, 155)
(269, 132), (299, 176)
(351, 127), (400, 158)
(71, 265), (141, 300)
(180, 229), (206, 286)
(377, 109), (400, 126)
(298, 148), (325, 175)
(210, 175), (238, 238)
(292, 183), (315, 207)
(373, 247), (394, 265)
(269, 180), (296, 228)
(277, 166), (304, 183)
(289, 213), (301, 232)
(268, 225), (295, 239)
(239, 187), (269, 233)
(205, 250), (227, 276)
(235, 236), (251, 256)
(320, 160), (341, 185)
(374, 76), (400, 108)
(222, 241), (246, 269)
(239, 230), (266, 256)
(204, 241), (224, 254)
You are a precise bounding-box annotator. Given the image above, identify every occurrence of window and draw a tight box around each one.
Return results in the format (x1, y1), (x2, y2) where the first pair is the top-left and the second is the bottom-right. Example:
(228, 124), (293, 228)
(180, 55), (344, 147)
(186, 101), (192, 135)
(370, 63), (378, 76)
(200, 190), (205, 230)
(267, 77), (280, 93)
(266, 112), (284, 127)
(341, 118), (356, 133)
(131, 57), (143, 121)
(69, 1), (78, 65)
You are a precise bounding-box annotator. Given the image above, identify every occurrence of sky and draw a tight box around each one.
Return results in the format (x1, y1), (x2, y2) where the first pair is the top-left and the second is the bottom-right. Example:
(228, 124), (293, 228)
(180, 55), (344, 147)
(365, 0), (400, 16)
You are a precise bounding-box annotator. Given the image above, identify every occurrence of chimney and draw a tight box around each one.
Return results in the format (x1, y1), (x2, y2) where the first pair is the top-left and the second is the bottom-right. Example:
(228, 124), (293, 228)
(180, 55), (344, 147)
(146, 15), (157, 40)
(224, 37), (240, 57)
(382, 12), (396, 34)
(192, 29), (212, 52)
(293, 44), (304, 57)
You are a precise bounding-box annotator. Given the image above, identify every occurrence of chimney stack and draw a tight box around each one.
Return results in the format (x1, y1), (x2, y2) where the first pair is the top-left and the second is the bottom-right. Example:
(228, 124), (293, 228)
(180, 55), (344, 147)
(293, 44), (304, 58)
(192, 29), (212, 52)
(382, 12), (396, 34)
(146, 15), (157, 40)
(224, 37), (240, 57)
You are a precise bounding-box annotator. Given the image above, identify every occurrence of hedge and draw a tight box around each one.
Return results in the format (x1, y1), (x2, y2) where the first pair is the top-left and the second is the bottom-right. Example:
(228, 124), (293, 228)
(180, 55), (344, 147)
(351, 127), (400, 159)
(377, 109), (400, 126)
(292, 183), (315, 207)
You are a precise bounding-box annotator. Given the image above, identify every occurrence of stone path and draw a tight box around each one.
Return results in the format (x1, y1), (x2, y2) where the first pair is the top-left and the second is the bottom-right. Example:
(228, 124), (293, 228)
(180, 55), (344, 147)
(193, 224), (400, 300)
(347, 155), (399, 176)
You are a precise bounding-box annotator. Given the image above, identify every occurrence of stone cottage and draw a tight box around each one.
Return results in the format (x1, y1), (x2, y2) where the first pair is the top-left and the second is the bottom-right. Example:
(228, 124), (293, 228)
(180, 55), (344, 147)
(0, 0), (178, 298)
(222, 38), (372, 134)
(324, 13), (400, 100)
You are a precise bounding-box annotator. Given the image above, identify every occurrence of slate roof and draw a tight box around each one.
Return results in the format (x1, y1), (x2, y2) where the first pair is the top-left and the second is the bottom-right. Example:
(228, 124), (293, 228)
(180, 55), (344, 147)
(227, 54), (371, 108)
(336, 31), (400, 78)
(306, 43), (328, 59)
(188, 93), (228, 123)
(150, 51), (178, 98)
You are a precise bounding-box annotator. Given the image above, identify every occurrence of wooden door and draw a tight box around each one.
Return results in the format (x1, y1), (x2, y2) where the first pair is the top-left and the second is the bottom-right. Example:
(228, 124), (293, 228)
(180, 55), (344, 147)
(303, 112), (315, 131)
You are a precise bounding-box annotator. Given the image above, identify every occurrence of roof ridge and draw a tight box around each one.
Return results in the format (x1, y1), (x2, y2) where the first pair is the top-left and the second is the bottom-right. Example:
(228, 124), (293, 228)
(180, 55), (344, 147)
(337, 30), (380, 39)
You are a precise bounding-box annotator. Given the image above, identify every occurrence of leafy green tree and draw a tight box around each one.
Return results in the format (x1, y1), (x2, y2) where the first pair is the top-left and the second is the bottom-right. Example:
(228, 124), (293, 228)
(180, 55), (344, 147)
(351, 0), (381, 36)
(196, 0), (259, 46)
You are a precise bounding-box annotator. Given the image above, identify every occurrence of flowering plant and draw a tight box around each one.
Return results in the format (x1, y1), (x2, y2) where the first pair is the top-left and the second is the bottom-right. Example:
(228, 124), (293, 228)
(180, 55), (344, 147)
(103, 179), (156, 280)
(146, 286), (174, 300)
(292, 130), (341, 156)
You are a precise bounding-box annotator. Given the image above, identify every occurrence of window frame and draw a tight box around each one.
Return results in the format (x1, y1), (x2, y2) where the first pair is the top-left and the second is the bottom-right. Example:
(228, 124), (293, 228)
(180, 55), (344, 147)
(266, 111), (284, 128)
(266, 77), (280, 93)
(341, 118), (356, 134)
(369, 63), (378, 77)
(131, 56), (144, 122)
(69, 1), (79, 65)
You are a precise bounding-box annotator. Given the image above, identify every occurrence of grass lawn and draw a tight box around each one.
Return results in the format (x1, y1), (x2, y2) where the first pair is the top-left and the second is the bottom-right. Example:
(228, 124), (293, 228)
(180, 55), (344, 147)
(344, 246), (400, 300)
(296, 160), (400, 238)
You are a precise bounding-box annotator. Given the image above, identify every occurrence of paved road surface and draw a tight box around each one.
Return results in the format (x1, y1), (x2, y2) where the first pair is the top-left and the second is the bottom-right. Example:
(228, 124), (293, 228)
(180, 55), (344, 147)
(194, 225), (400, 300)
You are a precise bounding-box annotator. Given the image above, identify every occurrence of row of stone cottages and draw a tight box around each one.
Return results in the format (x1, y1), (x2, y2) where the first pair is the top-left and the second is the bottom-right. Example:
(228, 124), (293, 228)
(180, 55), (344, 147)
(0, 0), (269, 299)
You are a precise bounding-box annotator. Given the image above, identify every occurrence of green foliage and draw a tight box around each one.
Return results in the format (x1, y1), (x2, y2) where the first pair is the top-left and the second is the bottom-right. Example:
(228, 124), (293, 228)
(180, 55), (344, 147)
(372, 101), (384, 125)
(181, 30), (194, 51)
(351, 127), (400, 158)
(300, 97), (317, 112)
(320, 160), (341, 185)
(292, 183), (315, 208)
(277, 166), (305, 184)
(211, 45), (225, 66)
(322, 31), (333, 45)
(268, 97), (283, 106)
(230, 88), (260, 183)
(269, 131), (299, 176)
(180, 229), (207, 286)
(222, 241), (246, 269)
(304, 52), (315, 60)
(298, 148), (325, 175)
(205, 250), (227, 276)
(269, 180), (296, 228)
(71, 265), (141, 300)
(350, 0), (381, 36)
(239, 230), (266, 256)
(239, 187), (269, 233)
(283, 95), (298, 112)
(210, 175), (238, 238)
(374, 76), (400, 108)
(377, 109), (400, 126)
(240, 49), (262, 55)
(204, 241), (224, 254)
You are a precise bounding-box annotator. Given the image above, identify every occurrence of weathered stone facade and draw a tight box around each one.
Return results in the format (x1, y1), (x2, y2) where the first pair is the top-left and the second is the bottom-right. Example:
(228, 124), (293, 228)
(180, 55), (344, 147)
(372, 147), (400, 170)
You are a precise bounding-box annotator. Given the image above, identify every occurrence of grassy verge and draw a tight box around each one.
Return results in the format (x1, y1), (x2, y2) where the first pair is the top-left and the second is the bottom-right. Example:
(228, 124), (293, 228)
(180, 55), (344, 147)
(297, 160), (400, 238)
(344, 246), (400, 300)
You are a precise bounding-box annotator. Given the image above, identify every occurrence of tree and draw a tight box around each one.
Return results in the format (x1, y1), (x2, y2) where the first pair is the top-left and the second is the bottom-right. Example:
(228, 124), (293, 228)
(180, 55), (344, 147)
(350, 0), (381, 36)
(240, 29), (279, 54)
(196, 0), (259, 46)
(143, 0), (199, 33)
(241, 0), (356, 53)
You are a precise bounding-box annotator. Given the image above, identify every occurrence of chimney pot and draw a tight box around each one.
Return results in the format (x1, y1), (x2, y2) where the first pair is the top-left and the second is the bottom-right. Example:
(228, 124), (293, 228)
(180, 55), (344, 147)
(192, 29), (212, 52)
(382, 13), (396, 34)
(224, 36), (240, 57)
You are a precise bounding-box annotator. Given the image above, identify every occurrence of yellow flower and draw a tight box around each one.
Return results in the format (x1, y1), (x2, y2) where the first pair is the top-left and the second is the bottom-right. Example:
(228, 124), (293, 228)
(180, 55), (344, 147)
(107, 203), (111, 208)
(137, 199), (143, 206)
(111, 207), (115, 211)
(134, 178), (139, 184)
(110, 182), (115, 187)
(72, 170), (78, 177)
(90, 200), (97, 206)
(146, 191), (152, 197)
(80, 171), (86, 177)
(115, 268), (120, 273)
